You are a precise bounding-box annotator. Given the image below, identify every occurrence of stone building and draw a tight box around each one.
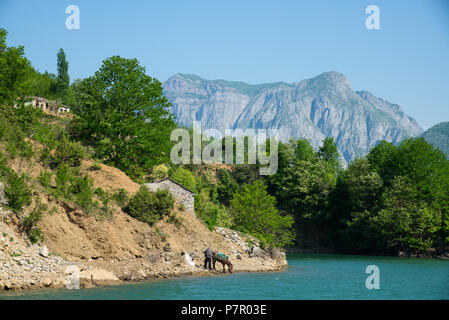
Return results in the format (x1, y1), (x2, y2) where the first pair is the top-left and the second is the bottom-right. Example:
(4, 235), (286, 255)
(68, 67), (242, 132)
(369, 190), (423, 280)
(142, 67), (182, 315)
(144, 178), (196, 216)
(23, 96), (70, 114)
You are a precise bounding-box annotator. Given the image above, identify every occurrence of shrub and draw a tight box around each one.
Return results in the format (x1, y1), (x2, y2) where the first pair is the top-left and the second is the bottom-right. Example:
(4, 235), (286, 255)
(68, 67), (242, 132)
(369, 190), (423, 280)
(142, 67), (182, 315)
(171, 167), (197, 193)
(195, 189), (232, 230)
(94, 187), (105, 198)
(38, 170), (52, 189)
(151, 190), (175, 217)
(55, 164), (72, 197)
(88, 162), (102, 171)
(40, 146), (52, 166)
(150, 164), (169, 181)
(112, 188), (128, 207)
(4, 171), (32, 213)
(168, 213), (183, 228)
(70, 175), (94, 210)
(52, 136), (84, 167)
(20, 199), (46, 244)
(128, 187), (174, 225)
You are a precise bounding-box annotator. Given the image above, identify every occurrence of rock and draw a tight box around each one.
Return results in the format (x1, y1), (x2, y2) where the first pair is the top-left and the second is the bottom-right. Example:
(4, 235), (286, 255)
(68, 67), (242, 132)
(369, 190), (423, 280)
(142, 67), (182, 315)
(79, 268), (121, 287)
(164, 72), (423, 164)
(39, 246), (49, 258)
(215, 227), (255, 253)
(249, 246), (269, 259)
(41, 277), (52, 287)
(137, 269), (147, 279)
(3, 281), (12, 290)
(0, 182), (7, 206)
(147, 253), (161, 264)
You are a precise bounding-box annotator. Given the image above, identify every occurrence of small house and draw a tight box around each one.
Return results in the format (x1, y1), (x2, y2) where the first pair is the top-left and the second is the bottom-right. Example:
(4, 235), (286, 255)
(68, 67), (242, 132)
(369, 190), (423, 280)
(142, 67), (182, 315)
(144, 178), (195, 215)
(24, 96), (70, 114)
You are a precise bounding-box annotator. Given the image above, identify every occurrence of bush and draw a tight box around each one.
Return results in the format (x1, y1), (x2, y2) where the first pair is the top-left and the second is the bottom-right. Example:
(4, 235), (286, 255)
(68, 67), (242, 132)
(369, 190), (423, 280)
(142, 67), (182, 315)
(150, 164), (169, 181)
(55, 164), (72, 197)
(52, 136), (84, 167)
(40, 146), (52, 166)
(112, 188), (128, 207)
(38, 170), (52, 189)
(88, 162), (102, 171)
(195, 189), (232, 230)
(4, 171), (32, 213)
(128, 187), (174, 225)
(168, 213), (183, 228)
(171, 167), (197, 193)
(20, 199), (46, 244)
(70, 175), (94, 210)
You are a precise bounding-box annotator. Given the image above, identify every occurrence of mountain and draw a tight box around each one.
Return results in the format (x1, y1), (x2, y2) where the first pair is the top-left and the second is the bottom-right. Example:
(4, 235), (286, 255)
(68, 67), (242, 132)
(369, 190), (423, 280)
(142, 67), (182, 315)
(163, 71), (423, 163)
(420, 122), (449, 157)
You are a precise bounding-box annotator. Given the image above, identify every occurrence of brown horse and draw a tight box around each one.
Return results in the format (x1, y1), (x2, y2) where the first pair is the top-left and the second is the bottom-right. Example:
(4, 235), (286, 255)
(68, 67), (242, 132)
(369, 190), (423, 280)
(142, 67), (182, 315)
(212, 252), (233, 274)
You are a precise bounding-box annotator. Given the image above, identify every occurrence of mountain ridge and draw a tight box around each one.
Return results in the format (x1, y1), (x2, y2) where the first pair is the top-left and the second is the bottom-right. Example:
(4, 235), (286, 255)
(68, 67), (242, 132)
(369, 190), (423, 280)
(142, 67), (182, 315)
(420, 122), (449, 158)
(163, 71), (423, 163)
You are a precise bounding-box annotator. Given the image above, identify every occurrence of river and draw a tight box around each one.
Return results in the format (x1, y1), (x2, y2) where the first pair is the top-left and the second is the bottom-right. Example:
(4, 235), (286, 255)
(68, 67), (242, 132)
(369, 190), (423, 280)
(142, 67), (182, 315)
(1, 254), (448, 299)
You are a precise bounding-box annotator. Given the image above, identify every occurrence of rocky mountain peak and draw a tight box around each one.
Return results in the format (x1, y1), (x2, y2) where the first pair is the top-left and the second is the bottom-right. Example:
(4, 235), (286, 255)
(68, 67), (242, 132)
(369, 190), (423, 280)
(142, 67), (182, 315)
(163, 72), (423, 164)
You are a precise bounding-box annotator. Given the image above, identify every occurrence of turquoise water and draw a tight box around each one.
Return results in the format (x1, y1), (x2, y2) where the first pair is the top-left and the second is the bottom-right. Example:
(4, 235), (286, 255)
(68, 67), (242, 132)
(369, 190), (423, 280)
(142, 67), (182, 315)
(1, 254), (448, 300)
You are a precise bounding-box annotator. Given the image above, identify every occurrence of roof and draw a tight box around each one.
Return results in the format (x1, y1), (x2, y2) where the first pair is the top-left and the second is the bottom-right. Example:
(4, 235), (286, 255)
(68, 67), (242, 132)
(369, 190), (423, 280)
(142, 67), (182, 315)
(155, 178), (196, 195)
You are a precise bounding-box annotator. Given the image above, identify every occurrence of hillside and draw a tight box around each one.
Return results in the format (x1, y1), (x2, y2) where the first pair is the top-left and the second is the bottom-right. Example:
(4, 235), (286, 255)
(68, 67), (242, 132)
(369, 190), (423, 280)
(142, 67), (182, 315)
(163, 71), (423, 163)
(420, 122), (449, 158)
(0, 113), (286, 291)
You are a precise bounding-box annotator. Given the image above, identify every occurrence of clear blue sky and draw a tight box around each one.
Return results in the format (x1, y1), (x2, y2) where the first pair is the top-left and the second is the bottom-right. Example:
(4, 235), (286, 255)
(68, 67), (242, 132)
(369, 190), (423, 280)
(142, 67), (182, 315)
(1, 0), (448, 129)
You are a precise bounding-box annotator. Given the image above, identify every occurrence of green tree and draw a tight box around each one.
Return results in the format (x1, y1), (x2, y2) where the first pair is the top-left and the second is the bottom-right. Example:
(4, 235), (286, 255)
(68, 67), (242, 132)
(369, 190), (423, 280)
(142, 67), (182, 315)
(0, 28), (32, 105)
(71, 56), (175, 179)
(56, 48), (69, 100)
(216, 169), (238, 206)
(171, 167), (197, 193)
(318, 137), (341, 171)
(230, 180), (295, 248)
(372, 177), (439, 254)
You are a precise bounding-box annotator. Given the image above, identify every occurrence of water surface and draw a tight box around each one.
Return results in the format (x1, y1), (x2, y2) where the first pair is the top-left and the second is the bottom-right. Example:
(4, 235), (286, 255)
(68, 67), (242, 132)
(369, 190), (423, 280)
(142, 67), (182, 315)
(1, 254), (448, 299)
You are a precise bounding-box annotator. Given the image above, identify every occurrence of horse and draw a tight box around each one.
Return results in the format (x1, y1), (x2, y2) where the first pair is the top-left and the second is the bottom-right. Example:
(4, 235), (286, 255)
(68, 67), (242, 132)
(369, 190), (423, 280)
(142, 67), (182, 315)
(212, 252), (233, 274)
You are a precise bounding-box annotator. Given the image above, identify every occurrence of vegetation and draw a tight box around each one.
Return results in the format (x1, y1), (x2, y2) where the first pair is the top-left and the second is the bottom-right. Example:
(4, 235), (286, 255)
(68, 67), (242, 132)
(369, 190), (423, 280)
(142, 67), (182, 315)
(128, 187), (174, 225)
(19, 199), (46, 243)
(0, 26), (448, 255)
(420, 122), (449, 158)
(230, 180), (295, 248)
(68, 56), (176, 179)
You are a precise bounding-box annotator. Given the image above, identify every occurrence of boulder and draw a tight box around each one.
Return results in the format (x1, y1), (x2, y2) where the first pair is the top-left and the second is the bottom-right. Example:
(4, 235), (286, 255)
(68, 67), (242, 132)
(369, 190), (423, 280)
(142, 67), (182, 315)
(0, 182), (7, 206)
(41, 277), (53, 287)
(39, 246), (49, 258)
(79, 268), (121, 288)
(249, 246), (269, 259)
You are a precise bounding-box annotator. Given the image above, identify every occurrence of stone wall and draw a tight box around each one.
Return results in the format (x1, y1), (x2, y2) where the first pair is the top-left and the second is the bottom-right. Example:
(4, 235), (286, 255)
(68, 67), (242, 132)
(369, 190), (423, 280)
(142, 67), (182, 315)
(144, 179), (195, 216)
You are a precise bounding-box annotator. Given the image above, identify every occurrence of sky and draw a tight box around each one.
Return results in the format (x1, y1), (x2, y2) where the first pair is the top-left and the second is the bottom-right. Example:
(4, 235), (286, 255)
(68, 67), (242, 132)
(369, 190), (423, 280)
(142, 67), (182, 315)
(1, 0), (449, 129)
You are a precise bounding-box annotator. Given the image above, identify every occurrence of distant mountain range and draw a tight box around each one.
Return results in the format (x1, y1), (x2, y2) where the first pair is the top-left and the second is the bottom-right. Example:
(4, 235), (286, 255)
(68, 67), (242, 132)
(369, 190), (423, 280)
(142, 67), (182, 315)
(420, 122), (449, 158)
(163, 71), (423, 163)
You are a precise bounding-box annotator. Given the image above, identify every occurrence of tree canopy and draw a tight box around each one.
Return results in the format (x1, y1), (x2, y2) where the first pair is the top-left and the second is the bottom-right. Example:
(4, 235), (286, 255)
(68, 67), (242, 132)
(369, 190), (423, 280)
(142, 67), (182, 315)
(70, 56), (176, 178)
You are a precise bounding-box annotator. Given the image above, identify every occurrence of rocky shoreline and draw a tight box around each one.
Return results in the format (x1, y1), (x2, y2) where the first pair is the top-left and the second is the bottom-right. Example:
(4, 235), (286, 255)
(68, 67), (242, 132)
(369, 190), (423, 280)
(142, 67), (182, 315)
(0, 204), (287, 292)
